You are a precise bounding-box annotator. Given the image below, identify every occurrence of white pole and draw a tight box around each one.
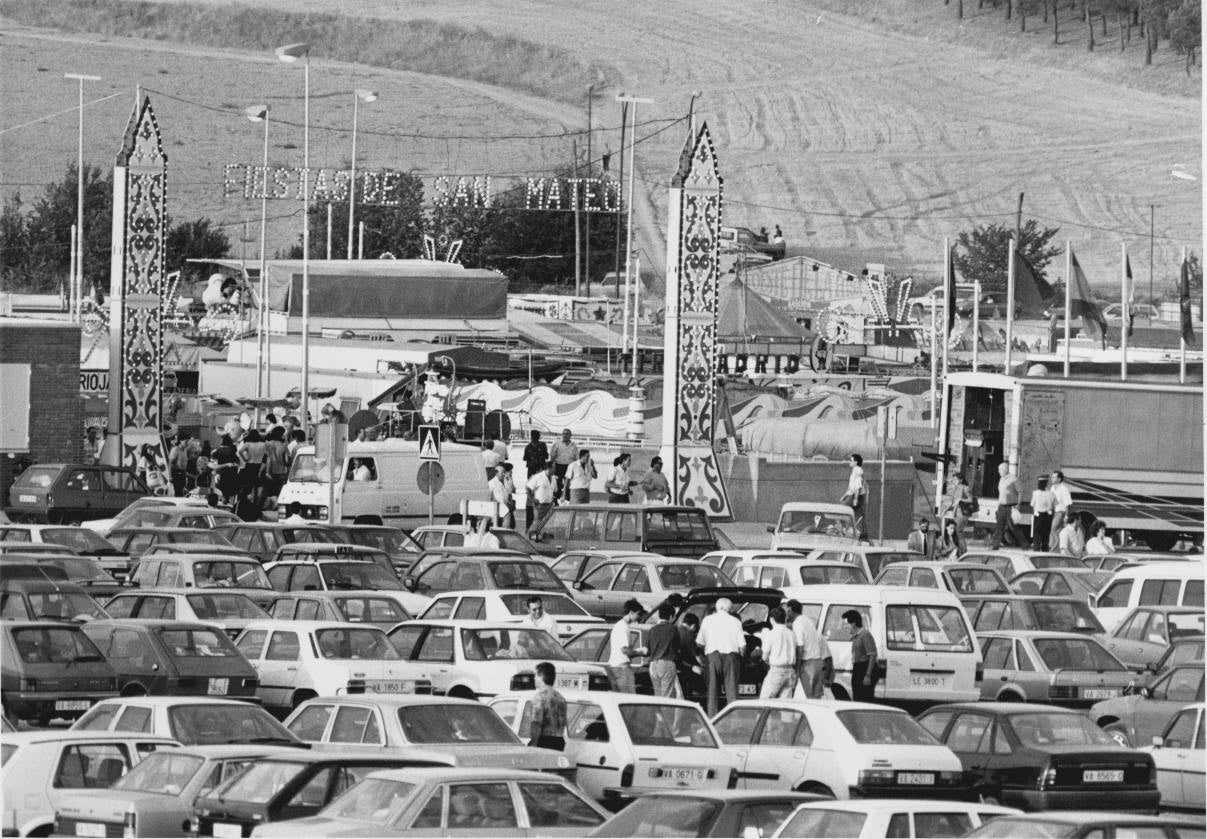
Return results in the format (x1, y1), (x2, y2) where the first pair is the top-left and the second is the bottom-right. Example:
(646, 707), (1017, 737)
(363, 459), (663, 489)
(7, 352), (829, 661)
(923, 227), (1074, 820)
(326, 203), (333, 260)
(66, 74), (100, 326)
(929, 295), (938, 431)
(621, 256), (631, 367)
(941, 237), (950, 391)
(257, 112), (270, 402)
(358, 221), (365, 259)
(347, 93), (359, 260)
(632, 255), (641, 374)
(1005, 239), (1016, 373)
(300, 54), (311, 435)
(1180, 245), (1188, 384)
(1064, 242), (1072, 377)
(69, 224), (77, 322)
(1121, 242), (1129, 382)
(617, 94), (652, 373)
(972, 280), (981, 372)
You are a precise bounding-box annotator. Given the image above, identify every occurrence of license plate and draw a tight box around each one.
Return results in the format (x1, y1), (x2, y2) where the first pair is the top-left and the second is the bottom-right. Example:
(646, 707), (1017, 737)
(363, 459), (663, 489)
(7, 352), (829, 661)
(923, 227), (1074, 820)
(55, 700), (90, 711)
(74, 823), (106, 838)
(897, 772), (936, 785)
(368, 680), (413, 694)
(910, 674), (949, 689)
(1083, 769), (1124, 783)
(212, 823), (243, 839)
(1082, 688), (1119, 700)
(18, 494), (36, 503)
(208, 678), (229, 696)
(556, 675), (587, 690)
(654, 766), (709, 783)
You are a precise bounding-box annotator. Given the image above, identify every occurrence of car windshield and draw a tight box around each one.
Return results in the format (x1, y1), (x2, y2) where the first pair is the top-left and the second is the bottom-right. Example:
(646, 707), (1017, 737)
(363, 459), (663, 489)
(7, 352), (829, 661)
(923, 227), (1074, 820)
(461, 628), (573, 661)
(1010, 712), (1118, 748)
(776, 808), (868, 839)
(644, 510), (713, 542)
(14, 466), (58, 488)
(167, 531), (228, 545)
(41, 528), (120, 555)
(964, 819), (1073, 839)
(777, 510), (855, 536)
(348, 529), (419, 555)
(885, 605), (974, 652)
(315, 628), (400, 659)
(949, 568), (1009, 594)
(1032, 600), (1103, 633)
(43, 556), (110, 580)
(159, 628), (238, 658)
(1031, 556), (1087, 570)
(396, 704), (520, 744)
(496, 532), (541, 554)
(320, 562), (403, 590)
(26, 589), (108, 621)
(591, 796), (720, 838)
(186, 593), (267, 620)
(1033, 638), (1125, 671)
(322, 777), (415, 821)
(287, 454), (325, 483)
(168, 704), (295, 746)
(214, 760), (306, 803)
(114, 752), (204, 795)
(799, 565), (869, 585)
(1166, 638), (1205, 668)
(619, 703), (717, 748)
(486, 561), (563, 590)
(837, 710), (939, 745)
(194, 561), (272, 590)
(11, 626), (104, 663)
(499, 593), (589, 617)
(657, 564), (726, 589)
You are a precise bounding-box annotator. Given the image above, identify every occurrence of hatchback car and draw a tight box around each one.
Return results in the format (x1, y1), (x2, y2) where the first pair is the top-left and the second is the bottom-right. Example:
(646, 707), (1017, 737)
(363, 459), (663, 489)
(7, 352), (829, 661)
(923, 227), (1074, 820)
(107, 505), (241, 531)
(0, 550), (125, 599)
(5, 462), (147, 524)
(1103, 606), (1206, 668)
(963, 811), (1205, 839)
(1011, 569), (1110, 602)
(803, 546), (920, 581)
(917, 702), (1158, 811)
(411, 524), (543, 559)
(968, 595), (1105, 635)
(248, 766), (609, 837)
(770, 799), (1021, 839)
(978, 631), (1137, 706)
(403, 550), (569, 596)
(700, 549), (804, 581)
(72, 696), (301, 746)
(1145, 702), (1205, 813)
(550, 550), (666, 586)
(711, 699), (967, 800)
(1, 621), (119, 724)
(104, 588), (269, 638)
(731, 556), (870, 590)
(324, 523), (423, 570)
(269, 542), (398, 577)
(0, 577), (110, 622)
(81, 619), (260, 698)
(108, 526), (236, 560)
(213, 521), (340, 563)
(593, 790), (824, 838)
(0, 523), (129, 576)
(419, 589), (602, 640)
(267, 591), (412, 629)
(1090, 662), (1206, 747)
(570, 556), (733, 619)
(531, 504), (720, 558)
(130, 554), (275, 607)
(958, 550), (1088, 578)
(876, 561), (1012, 606)
(82, 496), (211, 537)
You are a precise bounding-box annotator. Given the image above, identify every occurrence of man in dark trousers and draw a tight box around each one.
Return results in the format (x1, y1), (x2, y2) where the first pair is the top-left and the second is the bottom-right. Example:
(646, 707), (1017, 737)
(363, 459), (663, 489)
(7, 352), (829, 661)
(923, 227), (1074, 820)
(991, 462), (1028, 549)
(646, 604), (681, 697)
(844, 609), (878, 702)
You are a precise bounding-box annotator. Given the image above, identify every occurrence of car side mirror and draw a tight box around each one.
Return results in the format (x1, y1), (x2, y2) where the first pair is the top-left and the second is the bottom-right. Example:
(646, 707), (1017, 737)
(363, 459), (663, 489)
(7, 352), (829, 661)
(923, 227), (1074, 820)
(403, 578), (416, 591)
(1151, 735), (1164, 748)
(766, 525), (774, 533)
(1140, 686), (1152, 699)
(573, 581), (587, 591)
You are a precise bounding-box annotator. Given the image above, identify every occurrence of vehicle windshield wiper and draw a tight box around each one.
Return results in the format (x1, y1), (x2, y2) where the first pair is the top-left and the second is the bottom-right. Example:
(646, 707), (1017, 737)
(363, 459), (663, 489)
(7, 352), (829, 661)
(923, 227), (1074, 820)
(72, 654), (104, 662)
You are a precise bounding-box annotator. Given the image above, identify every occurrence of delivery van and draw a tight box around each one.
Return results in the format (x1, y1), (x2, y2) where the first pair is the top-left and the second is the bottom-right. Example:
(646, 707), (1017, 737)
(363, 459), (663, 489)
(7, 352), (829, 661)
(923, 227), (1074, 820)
(277, 439), (485, 529)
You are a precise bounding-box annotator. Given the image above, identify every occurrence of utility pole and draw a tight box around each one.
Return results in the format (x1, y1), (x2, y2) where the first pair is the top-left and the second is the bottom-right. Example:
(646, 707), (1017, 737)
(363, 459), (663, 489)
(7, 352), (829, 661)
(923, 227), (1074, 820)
(1149, 204), (1155, 304)
(616, 93), (653, 312)
(613, 100), (628, 300)
(572, 139), (582, 296)
(1015, 191), (1024, 246)
(584, 84), (594, 297)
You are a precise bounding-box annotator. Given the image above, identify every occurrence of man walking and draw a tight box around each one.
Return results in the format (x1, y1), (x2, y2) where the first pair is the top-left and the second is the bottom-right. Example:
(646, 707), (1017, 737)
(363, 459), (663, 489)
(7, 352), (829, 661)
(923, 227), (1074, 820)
(640, 457), (670, 505)
(565, 449), (596, 504)
(646, 604), (681, 697)
(991, 462), (1027, 549)
(840, 453), (867, 538)
(844, 610), (878, 702)
(759, 607), (797, 699)
(1049, 470), (1072, 538)
(787, 599), (828, 699)
(168, 433), (190, 497)
(607, 599), (647, 693)
(529, 662), (568, 751)
(697, 597), (744, 716)
(549, 429), (578, 501)
(526, 461), (556, 532)
(487, 464), (512, 527)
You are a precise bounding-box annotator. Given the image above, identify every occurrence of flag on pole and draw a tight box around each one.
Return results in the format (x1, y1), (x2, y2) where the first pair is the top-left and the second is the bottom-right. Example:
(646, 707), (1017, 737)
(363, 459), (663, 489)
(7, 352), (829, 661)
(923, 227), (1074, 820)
(945, 245), (958, 333)
(1013, 249), (1054, 316)
(1180, 255), (1196, 348)
(1069, 249), (1108, 348)
(1123, 254), (1135, 337)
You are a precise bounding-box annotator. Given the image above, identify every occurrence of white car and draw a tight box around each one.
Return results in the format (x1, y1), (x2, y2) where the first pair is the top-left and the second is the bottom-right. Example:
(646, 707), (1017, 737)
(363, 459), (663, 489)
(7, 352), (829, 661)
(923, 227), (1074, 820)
(700, 549), (804, 580)
(235, 620), (431, 712)
(768, 503), (864, 552)
(803, 546), (923, 581)
(771, 799), (1021, 838)
(731, 556), (871, 589)
(419, 588), (604, 640)
(489, 689), (740, 806)
(103, 587), (268, 638)
(1144, 702), (1206, 813)
(0, 523), (129, 576)
(386, 619), (611, 699)
(81, 496), (212, 537)
(711, 699), (967, 800)
(70, 696), (300, 746)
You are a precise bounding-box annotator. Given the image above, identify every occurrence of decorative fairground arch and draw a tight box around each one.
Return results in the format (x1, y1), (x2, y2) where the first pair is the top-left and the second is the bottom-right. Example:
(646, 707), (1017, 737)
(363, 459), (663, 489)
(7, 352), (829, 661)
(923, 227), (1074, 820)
(660, 124), (731, 517)
(103, 96), (167, 469)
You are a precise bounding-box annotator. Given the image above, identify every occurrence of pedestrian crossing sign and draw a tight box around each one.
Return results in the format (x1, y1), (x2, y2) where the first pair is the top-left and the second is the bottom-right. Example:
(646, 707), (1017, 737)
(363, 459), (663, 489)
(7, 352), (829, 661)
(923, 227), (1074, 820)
(418, 425), (441, 461)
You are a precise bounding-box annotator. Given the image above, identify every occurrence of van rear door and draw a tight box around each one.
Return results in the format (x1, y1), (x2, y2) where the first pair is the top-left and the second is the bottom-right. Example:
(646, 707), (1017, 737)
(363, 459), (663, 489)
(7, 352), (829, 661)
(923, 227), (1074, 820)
(882, 600), (981, 703)
(642, 509), (718, 558)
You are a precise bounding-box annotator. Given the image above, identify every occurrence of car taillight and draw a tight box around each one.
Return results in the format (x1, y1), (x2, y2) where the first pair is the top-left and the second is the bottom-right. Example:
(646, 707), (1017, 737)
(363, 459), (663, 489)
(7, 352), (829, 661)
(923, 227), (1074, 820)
(188, 815), (199, 836)
(123, 804), (137, 839)
(46, 492), (54, 507)
(19, 678), (37, 691)
(1038, 763), (1057, 789)
(619, 764), (634, 787)
(588, 673), (611, 691)
(510, 673), (535, 691)
(858, 769), (895, 786)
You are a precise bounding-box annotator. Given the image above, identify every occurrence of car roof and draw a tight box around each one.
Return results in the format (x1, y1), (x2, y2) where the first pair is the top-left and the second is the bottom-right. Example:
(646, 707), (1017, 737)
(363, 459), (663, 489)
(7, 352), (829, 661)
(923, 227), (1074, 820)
(405, 619), (560, 631)
(779, 503), (854, 515)
(702, 550), (803, 558)
(977, 630), (1107, 641)
(92, 696), (275, 707)
(242, 620), (389, 633)
(160, 744), (301, 760)
(417, 549), (529, 559)
(85, 619), (233, 631)
(715, 698), (907, 715)
(594, 555), (713, 567)
(431, 589), (572, 599)
(276, 543), (382, 554)
(300, 694), (479, 708)
(216, 522), (335, 530)
(107, 587), (257, 597)
(780, 583), (962, 604)
(983, 812), (1203, 826)
(141, 553), (260, 563)
(1, 730), (179, 746)
(556, 550), (664, 560)
(789, 799), (1019, 814)
(497, 690), (706, 709)
(970, 594), (1085, 603)
(1122, 605), (1206, 615)
(114, 526), (215, 534)
(925, 702), (1084, 715)
(4, 619), (91, 630)
(0, 579), (90, 593)
(624, 790), (823, 803)
(272, 591), (401, 601)
(363, 766), (561, 784)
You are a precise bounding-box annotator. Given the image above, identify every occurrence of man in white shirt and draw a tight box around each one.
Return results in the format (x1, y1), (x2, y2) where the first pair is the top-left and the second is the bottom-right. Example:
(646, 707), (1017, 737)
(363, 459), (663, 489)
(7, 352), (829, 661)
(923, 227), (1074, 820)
(840, 453), (867, 538)
(696, 597), (745, 715)
(526, 462), (557, 534)
(787, 599), (829, 698)
(758, 607), (797, 699)
(523, 596), (561, 639)
(281, 501), (308, 525)
(565, 449), (596, 504)
(608, 599), (647, 693)
(487, 465), (512, 527)
(1049, 469), (1073, 538)
(482, 442), (501, 480)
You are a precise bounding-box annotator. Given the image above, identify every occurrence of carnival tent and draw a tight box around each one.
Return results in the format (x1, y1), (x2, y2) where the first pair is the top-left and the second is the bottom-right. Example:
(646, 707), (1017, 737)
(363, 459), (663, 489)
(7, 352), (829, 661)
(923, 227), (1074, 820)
(718, 277), (807, 341)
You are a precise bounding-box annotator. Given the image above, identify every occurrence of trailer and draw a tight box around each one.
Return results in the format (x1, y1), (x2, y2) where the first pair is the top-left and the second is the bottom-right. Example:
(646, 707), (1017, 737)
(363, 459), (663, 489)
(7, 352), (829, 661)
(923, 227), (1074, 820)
(937, 372), (1203, 550)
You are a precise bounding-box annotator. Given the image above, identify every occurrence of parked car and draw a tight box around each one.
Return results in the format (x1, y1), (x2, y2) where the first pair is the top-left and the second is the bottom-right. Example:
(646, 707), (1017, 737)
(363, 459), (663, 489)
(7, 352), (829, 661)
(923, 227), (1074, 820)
(129, 554), (275, 607)
(267, 591), (412, 629)
(0, 523), (129, 576)
(83, 496), (211, 537)
(1145, 702), (1205, 813)
(732, 556), (870, 589)
(5, 463), (147, 524)
(0, 730), (177, 838)
(803, 546), (920, 581)
(964, 811), (1205, 839)
(0, 577), (110, 622)
(1011, 569), (1110, 602)
(324, 522), (423, 562)
(191, 750), (449, 837)
(268, 542), (398, 579)
(419, 589), (603, 640)
(102, 505), (241, 532)
(490, 690), (739, 807)
(710, 699), (968, 799)
(213, 521), (340, 563)
(1092, 561), (1205, 632)
(282, 694), (572, 775)
(569, 555), (733, 619)
(53, 744), (292, 838)
(592, 790), (822, 838)
(108, 526), (236, 561)
(1090, 662), (1206, 747)
(958, 550), (1088, 578)
(103, 588), (269, 638)
(978, 631), (1138, 706)
(875, 561), (1012, 602)
(80, 619), (260, 698)
(410, 524), (543, 560)
(771, 799), (1020, 839)
(234, 620), (429, 713)
(141, 542), (255, 560)
(967, 594), (1106, 636)
(917, 702), (1159, 811)
(550, 550), (665, 586)
(402, 550), (569, 597)
(247, 766), (610, 837)
(386, 619), (610, 698)
(530, 504), (720, 558)
(700, 549), (803, 581)
(72, 696), (301, 746)
(1, 621), (119, 724)
(0, 550), (125, 599)
(767, 503), (863, 552)
(1103, 606), (1206, 668)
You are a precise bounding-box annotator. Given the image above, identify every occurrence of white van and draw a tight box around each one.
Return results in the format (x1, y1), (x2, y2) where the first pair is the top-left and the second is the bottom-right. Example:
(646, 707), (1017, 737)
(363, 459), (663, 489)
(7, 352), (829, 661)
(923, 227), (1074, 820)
(277, 439), (485, 529)
(791, 584), (983, 704)
(1093, 561), (1205, 632)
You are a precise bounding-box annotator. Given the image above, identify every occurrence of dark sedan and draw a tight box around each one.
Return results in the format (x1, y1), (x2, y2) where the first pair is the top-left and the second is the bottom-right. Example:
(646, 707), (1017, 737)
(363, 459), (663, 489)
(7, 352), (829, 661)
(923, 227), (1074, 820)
(589, 791), (822, 838)
(967, 595), (1106, 635)
(917, 702), (1159, 812)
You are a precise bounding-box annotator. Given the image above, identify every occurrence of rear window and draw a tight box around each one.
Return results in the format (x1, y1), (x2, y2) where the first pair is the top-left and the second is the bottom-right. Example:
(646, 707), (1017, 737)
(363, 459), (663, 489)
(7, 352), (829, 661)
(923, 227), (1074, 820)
(657, 564), (727, 589)
(396, 704), (519, 745)
(1, 744), (15, 766)
(315, 628), (399, 660)
(14, 467), (58, 488)
(618, 703), (716, 748)
(187, 593), (265, 619)
(486, 561), (563, 591)
(158, 628), (238, 658)
(777, 809), (867, 839)
(644, 510), (713, 542)
(499, 593), (586, 616)
(320, 562), (402, 590)
(41, 529), (116, 554)
(11, 627), (104, 663)
(194, 561), (271, 590)
(836, 709), (938, 745)
(1032, 600), (1103, 633)
(885, 605), (974, 652)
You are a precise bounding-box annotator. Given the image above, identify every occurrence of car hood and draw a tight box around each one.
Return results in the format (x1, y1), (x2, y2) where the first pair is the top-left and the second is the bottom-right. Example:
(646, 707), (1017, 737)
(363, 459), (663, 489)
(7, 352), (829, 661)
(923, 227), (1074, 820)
(418, 743), (569, 771)
(1021, 743), (1143, 758)
(249, 816), (376, 838)
(1090, 694), (1142, 716)
(57, 789), (187, 821)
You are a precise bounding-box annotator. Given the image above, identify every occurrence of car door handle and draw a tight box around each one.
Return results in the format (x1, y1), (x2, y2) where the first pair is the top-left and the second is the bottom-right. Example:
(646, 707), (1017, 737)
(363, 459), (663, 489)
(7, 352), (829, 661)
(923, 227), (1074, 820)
(285, 666), (297, 671)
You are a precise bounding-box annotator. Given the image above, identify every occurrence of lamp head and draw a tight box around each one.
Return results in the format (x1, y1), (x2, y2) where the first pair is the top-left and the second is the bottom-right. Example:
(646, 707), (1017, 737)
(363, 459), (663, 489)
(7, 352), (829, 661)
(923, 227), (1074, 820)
(275, 42), (311, 63)
(246, 104), (268, 122)
(1171, 166), (1197, 181)
(354, 89), (378, 103)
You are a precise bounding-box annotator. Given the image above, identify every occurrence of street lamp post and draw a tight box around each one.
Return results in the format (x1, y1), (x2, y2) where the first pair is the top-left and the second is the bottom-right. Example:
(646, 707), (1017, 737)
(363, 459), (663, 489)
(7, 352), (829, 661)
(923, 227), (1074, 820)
(276, 42), (312, 435)
(246, 105), (271, 413)
(688, 90), (703, 135)
(347, 89), (378, 259)
(65, 72), (101, 323)
(615, 93), (653, 367)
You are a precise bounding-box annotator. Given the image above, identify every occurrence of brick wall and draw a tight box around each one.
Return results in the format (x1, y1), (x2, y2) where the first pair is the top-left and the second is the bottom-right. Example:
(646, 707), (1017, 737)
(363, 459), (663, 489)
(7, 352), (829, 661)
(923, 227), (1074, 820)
(0, 320), (83, 506)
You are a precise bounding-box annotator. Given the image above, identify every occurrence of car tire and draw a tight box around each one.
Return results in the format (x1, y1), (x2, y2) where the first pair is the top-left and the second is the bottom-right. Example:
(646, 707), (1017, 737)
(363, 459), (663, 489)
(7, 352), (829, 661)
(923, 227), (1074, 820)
(121, 684), (147, 697)
(798, 783), (835, 799)
(1104, 724), (1131, 748)
(448, 686), (477, 701)
(997, 691), (1024, 702)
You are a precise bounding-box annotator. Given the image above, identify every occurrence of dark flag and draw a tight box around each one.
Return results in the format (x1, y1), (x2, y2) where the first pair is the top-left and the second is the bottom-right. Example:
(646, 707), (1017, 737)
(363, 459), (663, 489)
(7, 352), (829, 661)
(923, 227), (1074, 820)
(1124, 254), (1135, 337)
(945, 245), (958, 333)
(1069, 249), (1108, 349)
(1013, 249), (1054, 316)
(1180, 256), (1196, 347)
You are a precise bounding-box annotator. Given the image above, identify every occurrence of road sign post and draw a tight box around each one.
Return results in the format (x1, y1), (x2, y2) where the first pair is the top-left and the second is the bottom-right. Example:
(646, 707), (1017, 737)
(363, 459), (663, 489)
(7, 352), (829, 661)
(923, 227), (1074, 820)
(417, 461), (445, 526)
